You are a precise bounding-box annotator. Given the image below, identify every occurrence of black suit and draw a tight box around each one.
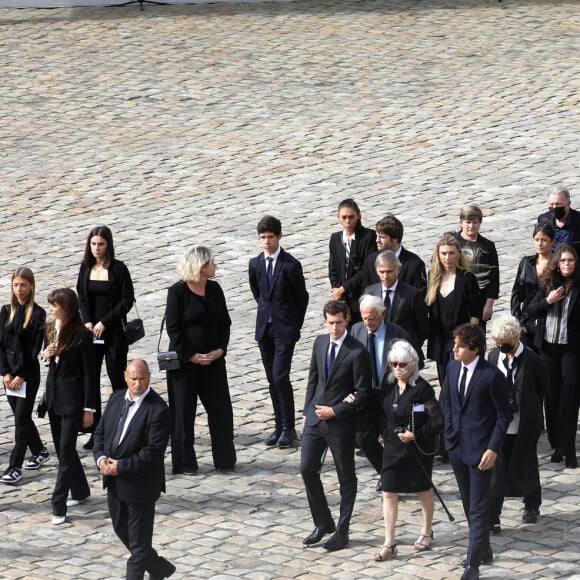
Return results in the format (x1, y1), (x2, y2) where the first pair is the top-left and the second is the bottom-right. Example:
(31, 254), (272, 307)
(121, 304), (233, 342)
(300, 333), (372, 536)
(350, 320), (412, 473)
(94, 388), (172, 580)
(329, 226), (377, 323)
(46, 329), (97, 517)
(363, 280), (429, 367)
(442, 358), (511, 567)
(249, 248), (308, 431)
(362, 246), (427, 297)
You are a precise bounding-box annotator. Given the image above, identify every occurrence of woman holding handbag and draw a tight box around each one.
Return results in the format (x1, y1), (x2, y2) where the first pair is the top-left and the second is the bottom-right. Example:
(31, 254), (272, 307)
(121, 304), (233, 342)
(373, 340), (442, 562)
(76, 225), (135, 449)
(0, 267), (49, 485)
(165, 246), (236, 475)
(43, 288), (98, 524)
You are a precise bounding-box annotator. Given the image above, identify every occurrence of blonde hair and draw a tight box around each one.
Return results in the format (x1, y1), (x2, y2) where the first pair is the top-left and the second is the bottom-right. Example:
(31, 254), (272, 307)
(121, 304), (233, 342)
(426, 234), (470, 306)
(8, 267), (36, 329)
(177, 246), (214, 283)
(489, 315), (522, 344)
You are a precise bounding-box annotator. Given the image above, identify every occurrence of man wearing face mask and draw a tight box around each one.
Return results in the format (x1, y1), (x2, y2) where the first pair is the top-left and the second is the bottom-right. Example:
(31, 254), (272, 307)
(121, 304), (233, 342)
(487, 315), (546, 534)
(537, 185), (580, 251)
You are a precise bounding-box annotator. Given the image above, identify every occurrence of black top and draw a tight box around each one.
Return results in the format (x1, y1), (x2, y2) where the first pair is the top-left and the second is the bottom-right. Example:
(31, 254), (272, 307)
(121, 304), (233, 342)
(88, 280), (110, 323)
(511, 254), (541, 337)
(0, 303), (46, 378)
(165, 280), (231, 365)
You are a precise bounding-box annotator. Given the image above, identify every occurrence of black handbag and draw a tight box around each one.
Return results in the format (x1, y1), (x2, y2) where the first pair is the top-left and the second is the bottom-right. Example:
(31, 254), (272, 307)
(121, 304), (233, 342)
(157, 315), (180, 371)
(124, 301), (145, 345)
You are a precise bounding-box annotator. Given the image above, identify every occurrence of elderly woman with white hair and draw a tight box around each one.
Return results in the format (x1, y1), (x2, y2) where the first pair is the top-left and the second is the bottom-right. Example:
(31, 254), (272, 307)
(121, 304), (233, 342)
(487, 315), (546, 533)
(373, 340), (442, 562)
(165, 246), (236, 475)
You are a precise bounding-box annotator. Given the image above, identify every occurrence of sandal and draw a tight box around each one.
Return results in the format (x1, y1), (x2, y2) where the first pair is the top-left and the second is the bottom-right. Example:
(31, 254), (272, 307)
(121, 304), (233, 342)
(373, 543), (398, 561)
(413, 531), (433, 551)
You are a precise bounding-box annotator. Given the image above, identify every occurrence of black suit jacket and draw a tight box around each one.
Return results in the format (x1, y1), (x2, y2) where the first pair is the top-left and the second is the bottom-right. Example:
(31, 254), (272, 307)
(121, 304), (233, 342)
(363, 280), (429, 363)
(94, 388), (170, 503)
(248, 248), (308, 344)
(362, 246), (427, 297)
(442, 358), (511, 466)
(46, 329), (98, 415)
(350, 321), (411, 389)
(304, 334), (372, 428)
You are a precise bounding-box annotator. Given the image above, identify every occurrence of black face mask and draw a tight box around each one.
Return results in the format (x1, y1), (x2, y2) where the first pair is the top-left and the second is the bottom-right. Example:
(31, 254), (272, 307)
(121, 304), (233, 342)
(499, 343), (514, 354)
(549, 206), (567, 220)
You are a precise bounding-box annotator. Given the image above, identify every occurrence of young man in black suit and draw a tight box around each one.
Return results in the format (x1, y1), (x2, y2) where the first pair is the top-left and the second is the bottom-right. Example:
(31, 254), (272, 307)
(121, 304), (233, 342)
(363, 250), (429, 368)
(94, 359), (175, 580)
(300, 300), (372, 552)
(362, 214), (427, 297)
(248, 215), (309, 448)
(442, 324), (511, 580)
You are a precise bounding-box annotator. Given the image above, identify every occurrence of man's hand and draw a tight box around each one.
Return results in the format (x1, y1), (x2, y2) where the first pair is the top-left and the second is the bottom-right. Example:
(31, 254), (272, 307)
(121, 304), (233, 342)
(478, 449), (497, 471)
(314, 405), (335, 421)
(342, 393), (355, 403)
(99, 458), (119, 476)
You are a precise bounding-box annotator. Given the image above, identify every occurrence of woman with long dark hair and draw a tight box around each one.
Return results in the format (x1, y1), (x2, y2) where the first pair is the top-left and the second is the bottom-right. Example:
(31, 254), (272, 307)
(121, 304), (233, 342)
(528, 243), (580, 468)
(328, 198), (377, 325)
(77, 226), (134, 448)
(511, 221), (556, 349)
(43, 288), (97, 524)
(0, 267), (48, 485)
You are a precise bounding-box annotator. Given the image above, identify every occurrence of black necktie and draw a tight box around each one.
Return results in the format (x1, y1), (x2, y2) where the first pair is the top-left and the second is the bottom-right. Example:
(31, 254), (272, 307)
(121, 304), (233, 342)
(459, 366), (468, 403)
(503, 356), (519, 412)
(384, 289), (391, 319)
(266, 257), (274, 289)
(112, 399), (135, 449)
(327, 342), (337, 375)
(368, 332), (379, 387)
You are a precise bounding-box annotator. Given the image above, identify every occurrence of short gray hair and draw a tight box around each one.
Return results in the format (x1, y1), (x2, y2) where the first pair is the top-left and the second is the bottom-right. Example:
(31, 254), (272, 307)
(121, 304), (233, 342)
(177, 246), (214, 283)
(387, 339), (420, 385)
(549, 185), (570, 203)
(359, 294), (386, 315)
(489, 314), (521, 343)
(375, 250), (401, 269)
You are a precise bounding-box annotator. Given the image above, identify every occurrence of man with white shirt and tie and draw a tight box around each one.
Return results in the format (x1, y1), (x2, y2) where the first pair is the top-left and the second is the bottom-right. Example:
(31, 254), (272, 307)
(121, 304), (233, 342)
(300, 300), (372, 552)
(442, 324), (511, 580)
(94, 359), (175, 580)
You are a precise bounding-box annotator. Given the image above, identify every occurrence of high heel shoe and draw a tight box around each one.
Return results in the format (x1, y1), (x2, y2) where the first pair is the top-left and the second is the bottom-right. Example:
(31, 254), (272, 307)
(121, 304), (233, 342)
(373, 543), (397, 561)
(414, 530), (433, 551)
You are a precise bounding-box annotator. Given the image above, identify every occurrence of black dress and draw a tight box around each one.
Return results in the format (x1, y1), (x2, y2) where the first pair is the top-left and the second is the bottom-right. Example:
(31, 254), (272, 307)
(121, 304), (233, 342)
(381, 377), (442, 493)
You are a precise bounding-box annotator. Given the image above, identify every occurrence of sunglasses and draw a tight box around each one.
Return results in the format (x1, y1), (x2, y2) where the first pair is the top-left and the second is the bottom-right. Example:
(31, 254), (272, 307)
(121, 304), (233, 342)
(391, 361), (408, 369)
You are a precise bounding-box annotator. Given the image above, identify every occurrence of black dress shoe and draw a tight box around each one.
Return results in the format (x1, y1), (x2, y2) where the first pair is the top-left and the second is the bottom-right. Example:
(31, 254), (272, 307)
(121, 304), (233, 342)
(303, 523), (336, 545)
(522, 508), (540, 523)
(265, 430), (281, 446)
(149, 561), (176, 580)
(565, 456), (578, 468)
(323, 532), (349, 552)
(489, 523), (501, 534)
(551, 451), (563, 463)
(277, 428), (297, 448)
(461, 566), (479, 580)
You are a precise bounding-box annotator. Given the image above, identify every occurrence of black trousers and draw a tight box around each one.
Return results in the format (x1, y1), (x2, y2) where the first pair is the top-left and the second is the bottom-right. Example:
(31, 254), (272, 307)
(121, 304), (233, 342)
(7, 365), (44, 469)
(300, 422), (357, 535)
(489, 434), (542, 526)
(258, 324), (297, 430)
(49, 412), (90, 516)
(167, 359), (236, 473)
(355, 390), (384, 474)
(541, 341), (580, 457)
(108, 487), (173, 580)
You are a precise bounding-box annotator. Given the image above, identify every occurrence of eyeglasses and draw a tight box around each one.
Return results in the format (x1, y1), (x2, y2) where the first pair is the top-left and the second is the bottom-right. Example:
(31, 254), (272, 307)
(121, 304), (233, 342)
(559, 258), (575, 263)
(391, 361), (408, 369)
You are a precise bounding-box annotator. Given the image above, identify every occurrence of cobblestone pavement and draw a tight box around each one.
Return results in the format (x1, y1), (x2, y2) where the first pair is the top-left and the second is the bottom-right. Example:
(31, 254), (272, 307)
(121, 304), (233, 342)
(0, 0), (578, 578)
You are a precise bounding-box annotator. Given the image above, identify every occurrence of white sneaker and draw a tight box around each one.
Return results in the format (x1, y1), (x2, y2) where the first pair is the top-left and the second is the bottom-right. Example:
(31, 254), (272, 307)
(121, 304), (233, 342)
(24, 449), (50, 470)
(1, 468), (23, 484)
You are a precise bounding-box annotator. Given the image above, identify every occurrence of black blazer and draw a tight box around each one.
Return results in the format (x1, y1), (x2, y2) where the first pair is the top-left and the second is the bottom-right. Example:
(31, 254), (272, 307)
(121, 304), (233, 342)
(426, 269), (482, 363)
(350, 320), (412, 389)
(362, 246), (427, 298)
(527, 282), (580, 354)
(304, 333), (372, 429)
(45, 329), (98, 415)
(488, 346), (546, 496)
(363, 280), (429, 362)
(0, 303), (45, 378)
(442, 358), (511, 466)
(94, 388), (170, 503)
(77, 258), (134, 336)
(165, 280), (231, 366)
(329, 225), (377, 316)
(248, 248), (309, 344)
